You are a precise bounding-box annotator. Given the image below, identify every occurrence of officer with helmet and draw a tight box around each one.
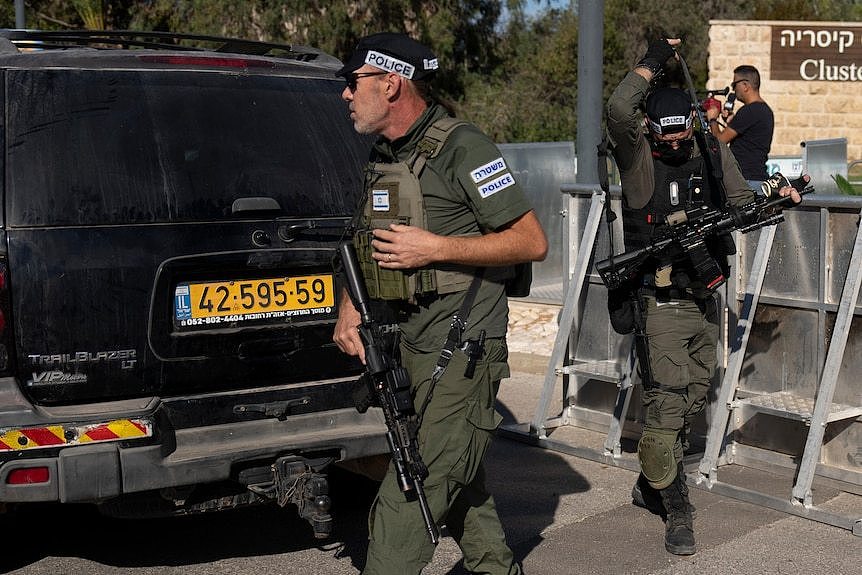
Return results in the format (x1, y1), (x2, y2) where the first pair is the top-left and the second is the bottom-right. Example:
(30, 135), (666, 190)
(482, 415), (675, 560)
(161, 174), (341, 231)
(333, 32), (547, 574)
(605, 38), (804, 555)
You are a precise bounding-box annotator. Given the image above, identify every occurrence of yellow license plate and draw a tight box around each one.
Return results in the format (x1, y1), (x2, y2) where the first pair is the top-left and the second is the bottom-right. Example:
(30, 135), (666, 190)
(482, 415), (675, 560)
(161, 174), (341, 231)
(174, 274), (335, 327)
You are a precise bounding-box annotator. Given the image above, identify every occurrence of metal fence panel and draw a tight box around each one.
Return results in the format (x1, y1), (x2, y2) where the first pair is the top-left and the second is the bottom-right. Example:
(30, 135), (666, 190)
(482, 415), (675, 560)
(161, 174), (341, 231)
(499, 142), (575, 303)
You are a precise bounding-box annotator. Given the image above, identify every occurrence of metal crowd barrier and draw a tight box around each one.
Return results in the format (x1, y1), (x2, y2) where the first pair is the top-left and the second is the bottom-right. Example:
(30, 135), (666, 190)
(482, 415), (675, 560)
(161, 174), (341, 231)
(502, 184), (862, 536)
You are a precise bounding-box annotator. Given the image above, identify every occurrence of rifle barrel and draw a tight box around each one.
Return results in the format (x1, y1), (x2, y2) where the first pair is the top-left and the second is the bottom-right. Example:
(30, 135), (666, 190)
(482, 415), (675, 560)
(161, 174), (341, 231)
(338, 242), (374, 325)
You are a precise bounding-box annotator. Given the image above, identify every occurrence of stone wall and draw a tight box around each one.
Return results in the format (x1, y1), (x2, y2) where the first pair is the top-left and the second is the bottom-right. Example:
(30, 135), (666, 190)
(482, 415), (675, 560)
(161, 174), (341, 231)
(709, 20), (861, 162)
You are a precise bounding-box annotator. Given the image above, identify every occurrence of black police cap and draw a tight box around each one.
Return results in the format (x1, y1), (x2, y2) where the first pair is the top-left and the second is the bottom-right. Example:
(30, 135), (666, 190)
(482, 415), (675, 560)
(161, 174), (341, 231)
(645, 88), (693, 135)
(337, 32), (438, 81)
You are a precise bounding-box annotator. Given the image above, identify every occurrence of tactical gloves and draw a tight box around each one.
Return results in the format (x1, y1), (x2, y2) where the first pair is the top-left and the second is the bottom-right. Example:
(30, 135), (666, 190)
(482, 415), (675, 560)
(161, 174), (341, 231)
(637, 39), (676, 78)
(760, 172), (810, 201)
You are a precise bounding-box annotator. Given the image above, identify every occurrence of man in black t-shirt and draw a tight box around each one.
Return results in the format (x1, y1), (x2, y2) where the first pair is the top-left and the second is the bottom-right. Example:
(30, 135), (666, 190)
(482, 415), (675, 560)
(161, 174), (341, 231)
(706, 65), (774, 190)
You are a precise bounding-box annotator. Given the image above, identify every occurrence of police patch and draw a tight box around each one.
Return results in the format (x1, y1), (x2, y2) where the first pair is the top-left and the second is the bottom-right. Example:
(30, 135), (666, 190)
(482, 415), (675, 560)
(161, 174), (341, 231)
(470, 157), (508, 183)
(660, 115), (687, 127)
(477, 172), (515, 198)
(648, 114), (692, 135)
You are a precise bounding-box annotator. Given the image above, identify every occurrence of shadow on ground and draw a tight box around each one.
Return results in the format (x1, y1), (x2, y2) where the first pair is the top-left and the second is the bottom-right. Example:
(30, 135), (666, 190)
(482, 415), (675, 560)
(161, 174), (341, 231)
(436, 399), (592, 575)
(1, 383), (594, 575)
(0, 465), (379, 574)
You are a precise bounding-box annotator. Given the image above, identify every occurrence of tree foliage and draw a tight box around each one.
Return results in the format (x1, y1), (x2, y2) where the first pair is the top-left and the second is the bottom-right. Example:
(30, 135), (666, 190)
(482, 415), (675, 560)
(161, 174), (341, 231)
(120, 1), (508, 98)
(4, 1), (862, 142)
(460, 5), (579, 142)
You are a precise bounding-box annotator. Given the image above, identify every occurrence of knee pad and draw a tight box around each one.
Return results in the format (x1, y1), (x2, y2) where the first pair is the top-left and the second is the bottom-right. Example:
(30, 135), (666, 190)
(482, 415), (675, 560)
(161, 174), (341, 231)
(638, 430), (678, 490)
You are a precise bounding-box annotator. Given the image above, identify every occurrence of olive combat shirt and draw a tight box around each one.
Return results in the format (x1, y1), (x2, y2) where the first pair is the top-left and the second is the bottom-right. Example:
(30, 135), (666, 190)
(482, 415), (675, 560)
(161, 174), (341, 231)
(368, 103), (532, 352)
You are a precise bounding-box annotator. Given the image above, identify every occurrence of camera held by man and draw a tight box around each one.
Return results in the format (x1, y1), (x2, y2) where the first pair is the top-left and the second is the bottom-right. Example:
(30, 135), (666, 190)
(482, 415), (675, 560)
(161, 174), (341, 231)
(698, 88), (735, 124)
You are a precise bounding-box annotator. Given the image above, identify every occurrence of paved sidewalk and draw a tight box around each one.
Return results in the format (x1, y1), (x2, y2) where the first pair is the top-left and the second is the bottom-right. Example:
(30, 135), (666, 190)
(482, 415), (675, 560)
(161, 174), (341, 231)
(456, 299), (862, 575)
(411, 363), (862, 575)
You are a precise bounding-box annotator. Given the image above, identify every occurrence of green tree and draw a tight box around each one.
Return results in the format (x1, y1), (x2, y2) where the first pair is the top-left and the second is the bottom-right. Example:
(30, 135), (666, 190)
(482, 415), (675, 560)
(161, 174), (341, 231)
(459, 4), (578, 142)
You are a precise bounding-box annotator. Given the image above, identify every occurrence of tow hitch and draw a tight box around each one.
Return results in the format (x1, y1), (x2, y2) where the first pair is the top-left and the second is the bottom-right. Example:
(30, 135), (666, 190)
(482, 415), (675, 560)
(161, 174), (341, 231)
(245, 455), (333, 538)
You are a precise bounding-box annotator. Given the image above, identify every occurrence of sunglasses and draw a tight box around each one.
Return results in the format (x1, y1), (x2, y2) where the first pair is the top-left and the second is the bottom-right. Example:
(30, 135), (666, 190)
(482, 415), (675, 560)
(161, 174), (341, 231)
(345, 71), (388, 92)
(730, 79), (749, 90)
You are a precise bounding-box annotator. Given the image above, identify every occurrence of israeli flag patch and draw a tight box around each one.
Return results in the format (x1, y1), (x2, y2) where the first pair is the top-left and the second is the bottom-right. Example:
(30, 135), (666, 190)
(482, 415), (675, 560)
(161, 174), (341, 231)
(470, 157), (508, 183)
(372, 189), (390, 211)
(477, 172), (515, 198)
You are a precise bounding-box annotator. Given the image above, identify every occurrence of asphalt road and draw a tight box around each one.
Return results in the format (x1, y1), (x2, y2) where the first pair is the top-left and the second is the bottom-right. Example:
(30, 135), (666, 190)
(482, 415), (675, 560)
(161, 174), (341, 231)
(3, 368), (861, 574)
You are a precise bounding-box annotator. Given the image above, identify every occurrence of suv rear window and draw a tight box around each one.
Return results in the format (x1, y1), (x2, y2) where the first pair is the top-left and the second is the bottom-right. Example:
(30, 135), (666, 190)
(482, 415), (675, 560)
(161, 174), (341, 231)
(5, 68), (368, 227)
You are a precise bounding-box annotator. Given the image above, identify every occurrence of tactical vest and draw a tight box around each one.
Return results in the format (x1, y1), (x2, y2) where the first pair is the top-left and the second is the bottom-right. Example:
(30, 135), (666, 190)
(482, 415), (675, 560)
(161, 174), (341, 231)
(622, 146), (734, 291)
(355, 117), (486, 303)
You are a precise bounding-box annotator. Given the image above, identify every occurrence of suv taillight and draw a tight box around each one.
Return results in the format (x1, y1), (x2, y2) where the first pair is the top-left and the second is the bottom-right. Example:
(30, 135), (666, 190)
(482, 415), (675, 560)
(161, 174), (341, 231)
(137, 55), (275, 69)
(0, 258), (13, 376)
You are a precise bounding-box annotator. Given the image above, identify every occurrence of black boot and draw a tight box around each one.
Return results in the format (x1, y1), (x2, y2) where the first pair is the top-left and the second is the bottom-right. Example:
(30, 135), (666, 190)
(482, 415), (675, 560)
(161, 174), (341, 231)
(631, 473), (665, 517)
(633, 470), (696, 518)
(677, 463), (696, 518)
(659, 468), (695, 555)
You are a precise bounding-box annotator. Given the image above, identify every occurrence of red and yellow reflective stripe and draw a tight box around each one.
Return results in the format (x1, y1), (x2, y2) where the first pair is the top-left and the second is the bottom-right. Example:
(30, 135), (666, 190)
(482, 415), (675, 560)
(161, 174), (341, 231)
(0, 426), (66, 451)
(79, 419), (150, 443)
(0, 419), (152, 452)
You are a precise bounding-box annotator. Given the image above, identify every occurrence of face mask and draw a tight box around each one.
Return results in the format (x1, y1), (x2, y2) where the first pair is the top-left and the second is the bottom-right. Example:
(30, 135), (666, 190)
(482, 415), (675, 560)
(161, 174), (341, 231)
(652, 138), (694, 165)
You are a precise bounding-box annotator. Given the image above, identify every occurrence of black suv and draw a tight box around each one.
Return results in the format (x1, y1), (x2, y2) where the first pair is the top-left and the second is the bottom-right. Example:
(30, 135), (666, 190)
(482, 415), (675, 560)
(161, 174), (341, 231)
(0, 30), (384, 536)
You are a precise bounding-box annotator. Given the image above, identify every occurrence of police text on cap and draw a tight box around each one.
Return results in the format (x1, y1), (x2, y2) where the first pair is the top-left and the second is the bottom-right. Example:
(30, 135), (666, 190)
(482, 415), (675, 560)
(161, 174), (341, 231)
(365, 50), (415, 79)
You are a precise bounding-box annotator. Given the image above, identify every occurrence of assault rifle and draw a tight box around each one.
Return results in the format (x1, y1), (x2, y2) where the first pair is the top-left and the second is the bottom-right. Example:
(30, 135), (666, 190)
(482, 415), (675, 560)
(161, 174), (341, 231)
(336, 242), (440, 545)
(596, 175), (813, 291)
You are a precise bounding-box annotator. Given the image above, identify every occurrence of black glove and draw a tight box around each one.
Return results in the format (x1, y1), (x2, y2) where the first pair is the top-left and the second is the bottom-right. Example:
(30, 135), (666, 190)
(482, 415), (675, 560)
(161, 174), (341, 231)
(789, 175), (811, 195)
(760, 172), (791, 197)
(637, 39), (676, 77)
(787, 174), (811, 205)
(761, 172), (810, 206)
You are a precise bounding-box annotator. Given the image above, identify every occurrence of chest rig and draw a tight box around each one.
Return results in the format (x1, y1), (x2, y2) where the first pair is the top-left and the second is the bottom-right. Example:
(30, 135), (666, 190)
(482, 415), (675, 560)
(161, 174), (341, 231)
(622, 147), (733, 291)
(355, 117), (480, 304)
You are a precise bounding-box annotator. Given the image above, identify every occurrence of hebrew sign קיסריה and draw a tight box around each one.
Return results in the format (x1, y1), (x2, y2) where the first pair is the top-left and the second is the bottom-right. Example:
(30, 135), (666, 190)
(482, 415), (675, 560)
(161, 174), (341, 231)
(771, 25), (862, 82)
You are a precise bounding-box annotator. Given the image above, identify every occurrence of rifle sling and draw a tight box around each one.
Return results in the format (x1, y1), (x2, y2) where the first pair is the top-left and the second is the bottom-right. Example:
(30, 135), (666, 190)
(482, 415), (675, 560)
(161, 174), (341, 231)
(430, 269), (485, 385)
(598, 137), (655, 386)
(597, 136), (619, 259)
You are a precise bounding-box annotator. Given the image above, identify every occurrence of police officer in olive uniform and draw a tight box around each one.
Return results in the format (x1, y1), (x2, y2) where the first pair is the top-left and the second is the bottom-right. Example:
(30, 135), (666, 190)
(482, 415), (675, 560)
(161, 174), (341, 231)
(606, 38), (803, 556)
(333, 33), (547, 575)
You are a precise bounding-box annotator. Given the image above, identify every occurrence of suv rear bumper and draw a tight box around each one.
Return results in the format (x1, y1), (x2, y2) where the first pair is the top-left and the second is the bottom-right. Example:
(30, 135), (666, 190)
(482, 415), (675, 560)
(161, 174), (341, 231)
(0, 378), (387, 503)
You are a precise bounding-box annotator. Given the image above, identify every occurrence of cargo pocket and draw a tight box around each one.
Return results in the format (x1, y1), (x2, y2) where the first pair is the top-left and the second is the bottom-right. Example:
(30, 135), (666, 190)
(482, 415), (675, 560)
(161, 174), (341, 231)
(465, 398), (503, 433)
(643, 353), (690, 431)
(650, 352), (690, 392)
(443, 399), (502, 491)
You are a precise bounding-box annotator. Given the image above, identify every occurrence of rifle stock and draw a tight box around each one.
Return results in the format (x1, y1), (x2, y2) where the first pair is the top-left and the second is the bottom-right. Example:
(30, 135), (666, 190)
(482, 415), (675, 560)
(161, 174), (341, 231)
(596, 178), (813, 291)
(336, 243), (440, 545)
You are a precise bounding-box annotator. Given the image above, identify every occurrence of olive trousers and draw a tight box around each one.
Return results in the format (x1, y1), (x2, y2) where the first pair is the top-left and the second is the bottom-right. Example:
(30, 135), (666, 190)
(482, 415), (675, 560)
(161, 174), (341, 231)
(642, 294), (720, 461)
(363, 337), (521, 575)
